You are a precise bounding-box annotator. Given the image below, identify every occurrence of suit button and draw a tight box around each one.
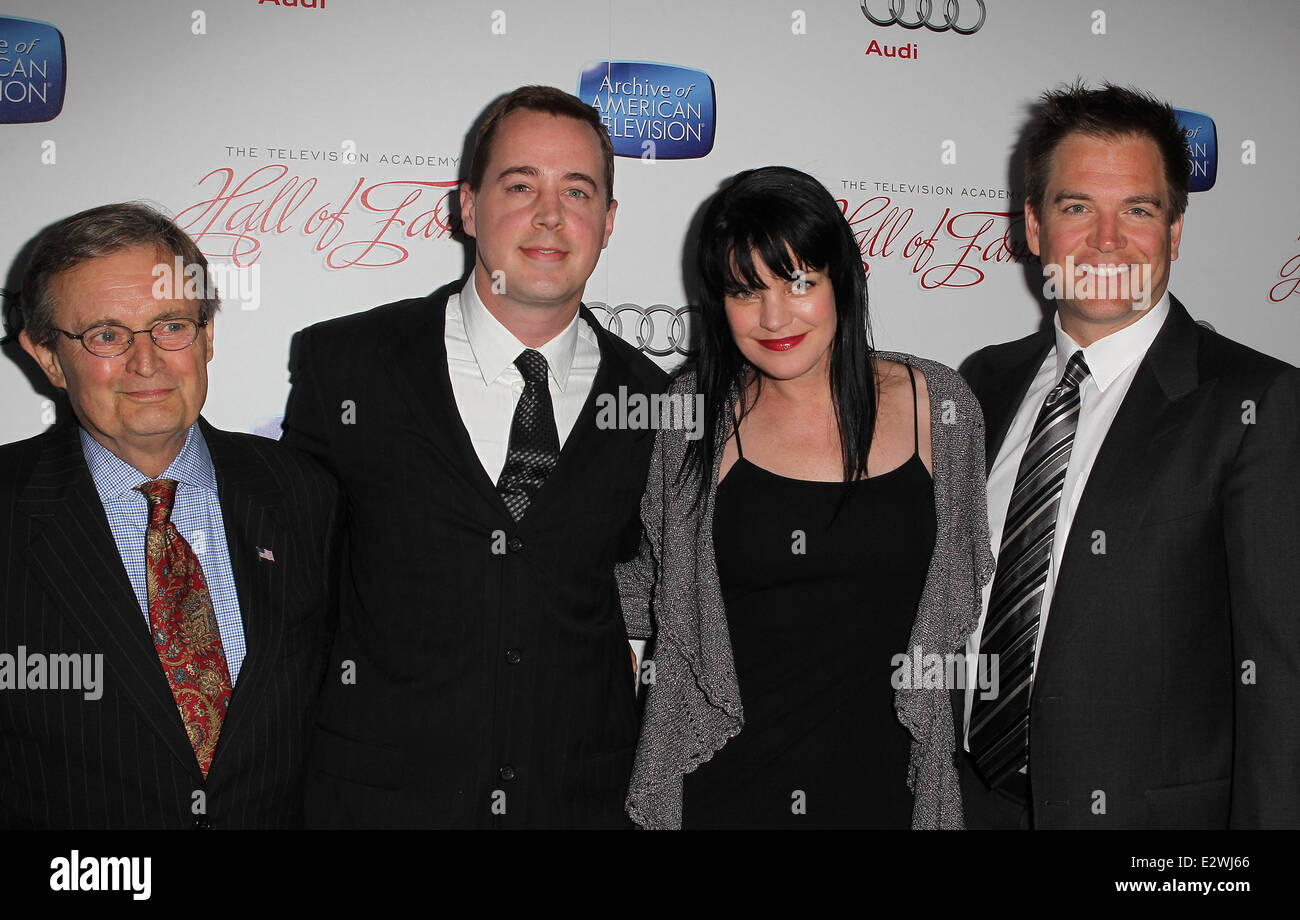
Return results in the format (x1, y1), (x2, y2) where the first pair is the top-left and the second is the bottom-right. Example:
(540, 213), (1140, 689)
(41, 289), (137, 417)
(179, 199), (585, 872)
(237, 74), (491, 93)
(507, 537), (524, 553)
(192, 816), (211, 830)
(499, 764), (516, 781)
(505, 648), (522, 664)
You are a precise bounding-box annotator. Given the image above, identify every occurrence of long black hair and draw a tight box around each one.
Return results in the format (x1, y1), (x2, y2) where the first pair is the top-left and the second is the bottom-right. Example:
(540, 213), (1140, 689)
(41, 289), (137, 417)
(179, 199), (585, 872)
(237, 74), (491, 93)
(680, 165), (876, 503)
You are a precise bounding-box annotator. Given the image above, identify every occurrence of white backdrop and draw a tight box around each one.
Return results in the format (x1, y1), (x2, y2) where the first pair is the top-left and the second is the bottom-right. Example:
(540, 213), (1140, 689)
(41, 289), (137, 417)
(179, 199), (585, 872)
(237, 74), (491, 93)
(2, 0), (1297, 443)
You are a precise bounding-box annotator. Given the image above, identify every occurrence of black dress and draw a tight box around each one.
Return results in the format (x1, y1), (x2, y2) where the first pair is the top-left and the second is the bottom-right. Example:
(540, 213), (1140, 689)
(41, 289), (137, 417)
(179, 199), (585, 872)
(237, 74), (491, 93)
(683, 366), (936, 828)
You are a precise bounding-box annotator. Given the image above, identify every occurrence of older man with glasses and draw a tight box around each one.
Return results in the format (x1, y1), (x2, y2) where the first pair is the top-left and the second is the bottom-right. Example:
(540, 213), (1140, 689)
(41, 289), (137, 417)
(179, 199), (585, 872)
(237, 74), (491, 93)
(1, 202), (340, 829)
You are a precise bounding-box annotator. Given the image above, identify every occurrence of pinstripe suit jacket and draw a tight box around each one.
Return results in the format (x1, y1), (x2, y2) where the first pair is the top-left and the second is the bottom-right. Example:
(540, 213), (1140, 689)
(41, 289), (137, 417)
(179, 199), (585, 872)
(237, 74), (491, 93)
(284, 285), (668, 828)
(0, 415), (340, 828)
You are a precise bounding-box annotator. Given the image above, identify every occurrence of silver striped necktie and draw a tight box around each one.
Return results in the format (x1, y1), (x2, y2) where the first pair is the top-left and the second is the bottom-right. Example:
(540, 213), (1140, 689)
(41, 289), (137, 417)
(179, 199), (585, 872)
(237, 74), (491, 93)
(969, 350), (1091, 789)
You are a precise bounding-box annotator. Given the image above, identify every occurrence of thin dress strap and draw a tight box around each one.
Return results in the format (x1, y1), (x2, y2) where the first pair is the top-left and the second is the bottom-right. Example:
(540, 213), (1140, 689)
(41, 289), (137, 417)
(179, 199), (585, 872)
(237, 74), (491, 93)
(732, 412), (745, 459)
(905, 364), (920, 457)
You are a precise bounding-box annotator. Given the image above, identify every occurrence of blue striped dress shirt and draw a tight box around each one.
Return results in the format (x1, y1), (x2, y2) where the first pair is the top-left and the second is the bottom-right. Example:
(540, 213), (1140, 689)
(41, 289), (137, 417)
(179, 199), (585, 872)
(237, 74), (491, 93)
(80, 424), (247, 684)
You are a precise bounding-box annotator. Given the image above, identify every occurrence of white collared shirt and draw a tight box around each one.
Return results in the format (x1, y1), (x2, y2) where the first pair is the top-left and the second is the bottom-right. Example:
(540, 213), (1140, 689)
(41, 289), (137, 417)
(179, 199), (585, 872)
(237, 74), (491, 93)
(963, 293), (1172, 748)
(444, 276), (601, 484)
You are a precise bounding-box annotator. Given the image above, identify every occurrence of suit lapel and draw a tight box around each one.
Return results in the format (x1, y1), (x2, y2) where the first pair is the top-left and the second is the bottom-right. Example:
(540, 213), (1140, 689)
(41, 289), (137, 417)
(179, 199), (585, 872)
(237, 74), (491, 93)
(199, 420), (284, 773)
(1035, 297), (1203, 674)
(953, 334), (1052, 733)
(975, 334), (1052, 472)
(381, 293), (638, 524)
(383, 286), (512, 517)
(17, 422), (202, 778)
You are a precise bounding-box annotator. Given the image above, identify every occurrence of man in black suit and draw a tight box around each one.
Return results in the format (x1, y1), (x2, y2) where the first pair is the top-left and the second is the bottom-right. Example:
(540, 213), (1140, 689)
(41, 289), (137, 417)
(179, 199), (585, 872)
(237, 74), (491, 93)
(1, 203), (338, 828)
(957, 83), (1300, 829)
(283, 86), (668, 827)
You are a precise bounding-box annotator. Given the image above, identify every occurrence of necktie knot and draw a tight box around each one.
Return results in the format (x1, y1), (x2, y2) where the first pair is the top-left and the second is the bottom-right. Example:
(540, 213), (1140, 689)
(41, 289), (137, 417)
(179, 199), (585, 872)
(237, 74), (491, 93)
(1061, 350), (1091, 389)
(136, 478), (179, 527)
(514, 349), (550, 388)
(1047, 351), (1091, 405)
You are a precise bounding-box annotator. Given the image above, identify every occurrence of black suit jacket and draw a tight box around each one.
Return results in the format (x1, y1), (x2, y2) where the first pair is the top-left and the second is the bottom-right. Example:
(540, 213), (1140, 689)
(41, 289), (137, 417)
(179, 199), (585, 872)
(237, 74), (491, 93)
(0, 416), (340, 828)
(283, 283), (669, 828)
(959, 296), (1300, 828)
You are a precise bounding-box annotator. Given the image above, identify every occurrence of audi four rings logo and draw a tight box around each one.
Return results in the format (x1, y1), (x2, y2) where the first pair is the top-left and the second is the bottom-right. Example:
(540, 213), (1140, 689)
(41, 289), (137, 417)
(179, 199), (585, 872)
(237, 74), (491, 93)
(860, 0), (986, 34)
(588, 302), (698, 357)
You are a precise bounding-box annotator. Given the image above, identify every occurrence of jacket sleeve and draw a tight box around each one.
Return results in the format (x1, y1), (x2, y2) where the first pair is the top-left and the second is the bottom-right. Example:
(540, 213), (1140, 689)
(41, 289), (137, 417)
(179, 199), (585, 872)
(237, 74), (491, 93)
(1223, 366), (1300, 828)
(281, 325), (336, 472)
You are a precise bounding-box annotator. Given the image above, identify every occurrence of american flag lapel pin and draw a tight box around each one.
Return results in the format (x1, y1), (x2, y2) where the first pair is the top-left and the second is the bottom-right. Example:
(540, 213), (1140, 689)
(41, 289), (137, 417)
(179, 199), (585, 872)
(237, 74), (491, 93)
(256, 546), (276, 562)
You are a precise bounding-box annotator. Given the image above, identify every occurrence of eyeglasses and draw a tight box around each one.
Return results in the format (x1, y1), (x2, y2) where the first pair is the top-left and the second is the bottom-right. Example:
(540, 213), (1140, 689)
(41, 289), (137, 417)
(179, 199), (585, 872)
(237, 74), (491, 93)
(52, 318), (208, 358)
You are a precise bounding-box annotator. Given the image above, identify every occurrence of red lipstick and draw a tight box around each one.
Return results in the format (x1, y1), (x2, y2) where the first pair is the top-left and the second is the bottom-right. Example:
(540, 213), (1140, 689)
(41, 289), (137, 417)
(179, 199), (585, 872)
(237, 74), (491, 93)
(757, 334), (806, 351)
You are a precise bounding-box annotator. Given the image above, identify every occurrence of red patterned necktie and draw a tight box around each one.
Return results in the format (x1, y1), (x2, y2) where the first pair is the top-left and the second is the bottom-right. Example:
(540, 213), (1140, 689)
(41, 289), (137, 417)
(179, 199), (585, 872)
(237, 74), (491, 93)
(136, 478), (232, 777)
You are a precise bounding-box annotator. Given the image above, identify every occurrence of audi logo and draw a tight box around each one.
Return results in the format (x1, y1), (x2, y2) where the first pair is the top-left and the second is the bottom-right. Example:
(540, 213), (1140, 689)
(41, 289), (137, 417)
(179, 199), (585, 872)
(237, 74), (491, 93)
(587, 302), (698, 358)
(860, 0), (986, 34)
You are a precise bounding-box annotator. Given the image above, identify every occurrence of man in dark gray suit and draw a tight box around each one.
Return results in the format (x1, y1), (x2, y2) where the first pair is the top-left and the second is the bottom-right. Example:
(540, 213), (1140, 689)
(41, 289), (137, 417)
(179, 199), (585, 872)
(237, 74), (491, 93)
(957, 83), (1300, 828)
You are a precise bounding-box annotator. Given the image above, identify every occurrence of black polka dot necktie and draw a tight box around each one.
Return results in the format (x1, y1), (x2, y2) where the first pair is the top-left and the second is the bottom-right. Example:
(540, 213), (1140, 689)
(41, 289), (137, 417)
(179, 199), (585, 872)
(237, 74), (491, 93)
(496, 349), (561, 522)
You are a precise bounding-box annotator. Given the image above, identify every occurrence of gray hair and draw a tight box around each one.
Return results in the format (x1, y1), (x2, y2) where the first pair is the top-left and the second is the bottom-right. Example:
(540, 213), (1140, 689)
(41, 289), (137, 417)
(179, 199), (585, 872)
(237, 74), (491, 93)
(20, 201), (220, 346)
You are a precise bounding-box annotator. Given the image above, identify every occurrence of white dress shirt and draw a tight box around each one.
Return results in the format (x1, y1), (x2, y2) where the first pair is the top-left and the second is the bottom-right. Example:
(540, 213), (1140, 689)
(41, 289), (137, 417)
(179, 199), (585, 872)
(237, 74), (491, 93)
(963, 293), (1171, 748)
(445, 276), (601, 484)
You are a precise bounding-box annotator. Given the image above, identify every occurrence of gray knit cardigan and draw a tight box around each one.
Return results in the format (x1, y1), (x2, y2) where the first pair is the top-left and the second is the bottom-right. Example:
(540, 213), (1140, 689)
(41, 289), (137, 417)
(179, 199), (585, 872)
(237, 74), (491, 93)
(616, 352), (994, 829)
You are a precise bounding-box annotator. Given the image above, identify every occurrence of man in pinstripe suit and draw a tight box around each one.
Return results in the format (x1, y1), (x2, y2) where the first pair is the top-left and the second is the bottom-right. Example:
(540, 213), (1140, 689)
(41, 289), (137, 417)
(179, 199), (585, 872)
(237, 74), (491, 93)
(1, 203), (339, 828)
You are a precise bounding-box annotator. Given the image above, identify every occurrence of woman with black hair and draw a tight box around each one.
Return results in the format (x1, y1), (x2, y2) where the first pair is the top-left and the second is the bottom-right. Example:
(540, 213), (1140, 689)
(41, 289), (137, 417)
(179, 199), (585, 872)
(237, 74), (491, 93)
(618, 166), (994, 829)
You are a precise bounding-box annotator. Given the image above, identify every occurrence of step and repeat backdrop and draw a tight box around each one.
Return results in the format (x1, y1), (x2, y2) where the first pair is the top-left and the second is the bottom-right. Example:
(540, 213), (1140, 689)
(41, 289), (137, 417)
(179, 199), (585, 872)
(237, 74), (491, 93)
(1, 0), (1296, 443)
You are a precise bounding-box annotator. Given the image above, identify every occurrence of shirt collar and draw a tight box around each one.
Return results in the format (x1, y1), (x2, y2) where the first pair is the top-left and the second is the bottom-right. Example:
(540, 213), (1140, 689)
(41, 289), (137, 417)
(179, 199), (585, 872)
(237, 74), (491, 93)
(81, 422), (217, 504)
(1053, 291), (1171, 393)
(459, 275), (581, 391)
